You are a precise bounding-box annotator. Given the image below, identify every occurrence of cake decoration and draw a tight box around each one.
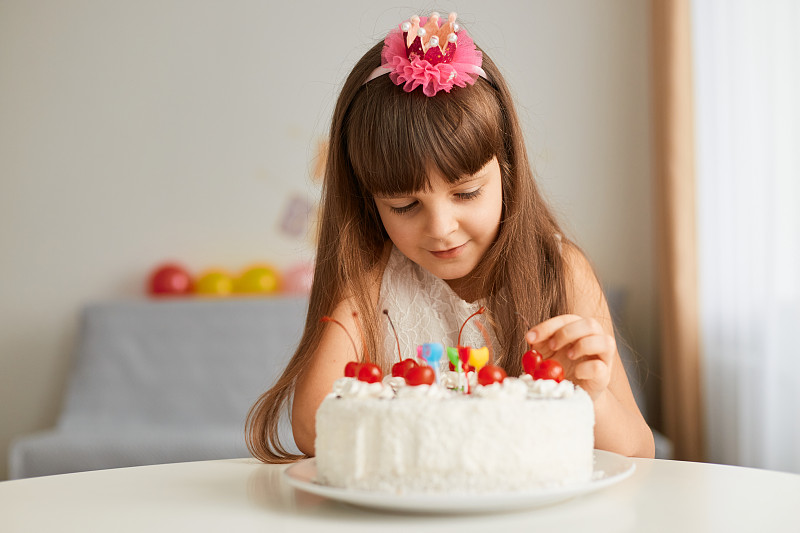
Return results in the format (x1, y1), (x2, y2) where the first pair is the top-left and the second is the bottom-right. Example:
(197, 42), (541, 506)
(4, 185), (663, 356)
(472, 314), (507, 386)
(404, 364), (436, 386)
(383, 310), (419, 378)
(332, 306), (564, 390)
(518, 313), (565, 383)
(531, 359), (565, 382)
(420, 343), (445, 383)
(384, 309), (435, 386)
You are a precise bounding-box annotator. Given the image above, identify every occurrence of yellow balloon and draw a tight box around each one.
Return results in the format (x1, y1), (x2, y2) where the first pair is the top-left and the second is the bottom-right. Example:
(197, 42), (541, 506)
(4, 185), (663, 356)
(469, 347), (490, 371)
(195, 270), (234, 296)
(236, 265), (281, 294)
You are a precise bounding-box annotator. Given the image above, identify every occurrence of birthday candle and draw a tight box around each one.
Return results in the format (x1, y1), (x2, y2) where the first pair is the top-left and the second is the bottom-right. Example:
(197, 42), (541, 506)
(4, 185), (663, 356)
(421, 342), (444, 384)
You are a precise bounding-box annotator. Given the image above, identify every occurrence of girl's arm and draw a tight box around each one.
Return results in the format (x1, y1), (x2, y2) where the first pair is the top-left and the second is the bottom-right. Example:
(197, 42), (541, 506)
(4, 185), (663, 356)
(291, 244), (391, 456)
(291, 298), (362, 456)
(526, 245), (655, 458)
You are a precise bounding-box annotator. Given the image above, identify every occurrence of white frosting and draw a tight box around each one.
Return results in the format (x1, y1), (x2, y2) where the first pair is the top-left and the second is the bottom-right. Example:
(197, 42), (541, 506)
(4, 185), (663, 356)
(331, 377), (394, 400)
(395, 383), (454, 400)
(315, 374), (595, 494)
(520, 374), (578, 399)
(441, 370), (477, 390)
(472, 376), (529, 399)
(381, 375), (407, 392)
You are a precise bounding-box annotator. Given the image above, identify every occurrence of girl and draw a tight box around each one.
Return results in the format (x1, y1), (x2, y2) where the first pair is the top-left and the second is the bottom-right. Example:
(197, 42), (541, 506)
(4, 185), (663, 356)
(247, 13), (654, 462)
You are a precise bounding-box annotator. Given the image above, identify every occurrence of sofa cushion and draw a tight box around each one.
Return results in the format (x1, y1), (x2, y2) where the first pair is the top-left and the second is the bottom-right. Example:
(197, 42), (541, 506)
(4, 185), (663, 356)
(59, 297), (308, 431)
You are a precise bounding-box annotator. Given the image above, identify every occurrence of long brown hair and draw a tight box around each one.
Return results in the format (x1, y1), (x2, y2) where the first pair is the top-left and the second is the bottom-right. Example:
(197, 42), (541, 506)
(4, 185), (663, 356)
(246, 39), (570, 463)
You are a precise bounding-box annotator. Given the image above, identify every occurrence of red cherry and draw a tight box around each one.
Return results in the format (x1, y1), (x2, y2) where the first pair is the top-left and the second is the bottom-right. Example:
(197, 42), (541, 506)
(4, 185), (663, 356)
(357, 363), (382, 383)
(392, 358), (418, 378)
(522, 349), (543, 375)
(477, 365), (507, 386)
(532, 359), (564, 382)
(405, 365), (436, 386)
(344, 361), (361, 378)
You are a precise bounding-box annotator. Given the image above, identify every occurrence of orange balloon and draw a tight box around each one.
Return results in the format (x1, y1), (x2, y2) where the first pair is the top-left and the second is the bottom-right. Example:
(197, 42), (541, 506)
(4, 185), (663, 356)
(195, 270), (234, 296)
(236, 265), (281, 294)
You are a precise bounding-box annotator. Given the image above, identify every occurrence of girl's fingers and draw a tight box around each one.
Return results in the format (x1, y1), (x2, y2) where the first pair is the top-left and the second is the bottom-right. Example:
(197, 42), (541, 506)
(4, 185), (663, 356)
(567, 334), (616, 363)
(526, 315), (615, 400)
(573, 358), (610, 384)
(548, 317), (605, 352)
(525, 315), (582, 348)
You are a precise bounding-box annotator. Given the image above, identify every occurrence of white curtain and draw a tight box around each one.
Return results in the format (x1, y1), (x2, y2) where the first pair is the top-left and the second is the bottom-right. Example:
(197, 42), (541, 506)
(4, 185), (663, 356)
(692, 0), (800, 473)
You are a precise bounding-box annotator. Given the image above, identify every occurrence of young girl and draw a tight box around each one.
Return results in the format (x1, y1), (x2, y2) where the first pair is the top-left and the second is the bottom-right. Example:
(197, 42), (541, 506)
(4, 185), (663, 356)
(247, 13), (654, 462)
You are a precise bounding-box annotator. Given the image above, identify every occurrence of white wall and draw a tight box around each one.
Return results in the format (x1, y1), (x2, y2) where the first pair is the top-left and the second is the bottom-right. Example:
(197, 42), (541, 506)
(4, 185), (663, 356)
(0, 0), (654, 479)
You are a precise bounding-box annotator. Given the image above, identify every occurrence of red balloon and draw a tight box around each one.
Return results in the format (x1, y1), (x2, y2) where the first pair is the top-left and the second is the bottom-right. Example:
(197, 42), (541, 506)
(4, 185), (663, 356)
(149, 263), (194, 296)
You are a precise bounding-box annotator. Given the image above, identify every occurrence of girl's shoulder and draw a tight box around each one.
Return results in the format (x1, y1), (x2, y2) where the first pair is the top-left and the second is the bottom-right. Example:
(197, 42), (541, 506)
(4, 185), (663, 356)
(561, 240), (596, 288)
(560, 240), (612, 327)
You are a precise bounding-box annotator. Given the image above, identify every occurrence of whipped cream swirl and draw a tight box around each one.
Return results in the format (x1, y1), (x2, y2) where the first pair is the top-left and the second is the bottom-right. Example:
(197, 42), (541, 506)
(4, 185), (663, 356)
(382, 375), (407, 392)
(519, 374), (577, 399)
(331, 377), (395, 399)
(395, 383), (454, 400)
(441, 370), (477, 390)
(472, 377), (529, 399)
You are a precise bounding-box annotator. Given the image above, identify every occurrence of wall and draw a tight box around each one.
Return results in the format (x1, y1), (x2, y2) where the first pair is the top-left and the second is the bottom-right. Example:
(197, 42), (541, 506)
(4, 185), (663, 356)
(0, 0), (655, 480)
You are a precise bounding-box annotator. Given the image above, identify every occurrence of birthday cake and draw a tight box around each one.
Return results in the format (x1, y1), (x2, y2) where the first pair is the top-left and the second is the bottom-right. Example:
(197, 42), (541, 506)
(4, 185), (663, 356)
(314, 370), (595, 494)
(313, 309), (595, 494)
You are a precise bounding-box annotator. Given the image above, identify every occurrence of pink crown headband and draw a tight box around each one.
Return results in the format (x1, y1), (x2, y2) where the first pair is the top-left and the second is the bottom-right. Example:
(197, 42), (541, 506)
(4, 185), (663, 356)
(364, 12), (487, 97)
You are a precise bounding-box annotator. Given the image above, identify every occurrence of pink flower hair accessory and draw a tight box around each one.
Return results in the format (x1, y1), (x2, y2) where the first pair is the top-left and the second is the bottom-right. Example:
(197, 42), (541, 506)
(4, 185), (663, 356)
(364, 12), (487, 97)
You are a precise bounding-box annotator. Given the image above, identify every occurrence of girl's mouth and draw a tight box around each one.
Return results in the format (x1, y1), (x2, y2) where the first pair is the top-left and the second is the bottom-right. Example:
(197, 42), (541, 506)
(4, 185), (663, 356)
(430, 243), (467, 259)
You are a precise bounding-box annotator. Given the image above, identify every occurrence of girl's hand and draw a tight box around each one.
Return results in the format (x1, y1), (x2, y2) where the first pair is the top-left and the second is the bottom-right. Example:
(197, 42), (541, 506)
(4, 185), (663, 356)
(525, 314), (615, 401)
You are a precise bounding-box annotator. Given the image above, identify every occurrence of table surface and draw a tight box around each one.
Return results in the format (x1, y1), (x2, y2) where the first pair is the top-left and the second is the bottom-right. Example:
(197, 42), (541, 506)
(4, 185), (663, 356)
(1, 456), (799, 533)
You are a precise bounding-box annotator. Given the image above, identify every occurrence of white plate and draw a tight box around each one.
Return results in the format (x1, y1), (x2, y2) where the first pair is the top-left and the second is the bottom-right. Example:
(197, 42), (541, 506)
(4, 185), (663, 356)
(284, 450), (636, 514)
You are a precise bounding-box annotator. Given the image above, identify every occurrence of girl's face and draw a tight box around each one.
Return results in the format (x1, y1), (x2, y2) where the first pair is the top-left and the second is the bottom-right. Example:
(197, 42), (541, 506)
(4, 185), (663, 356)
(374, 157), (503, 285)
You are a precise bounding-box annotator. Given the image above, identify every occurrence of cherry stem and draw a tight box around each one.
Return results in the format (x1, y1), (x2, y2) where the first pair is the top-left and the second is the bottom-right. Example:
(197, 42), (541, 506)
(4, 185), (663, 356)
(321, 316), (359, 363)
(382, 309), (403, 364)
(475, 320), (494, 366)
(457, 306), (485, 347)
(352, 312), (371, 365)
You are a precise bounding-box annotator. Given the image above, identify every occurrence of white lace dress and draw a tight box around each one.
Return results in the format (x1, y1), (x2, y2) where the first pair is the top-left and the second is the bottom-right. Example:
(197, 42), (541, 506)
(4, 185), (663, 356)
(378, 246), (500, 370)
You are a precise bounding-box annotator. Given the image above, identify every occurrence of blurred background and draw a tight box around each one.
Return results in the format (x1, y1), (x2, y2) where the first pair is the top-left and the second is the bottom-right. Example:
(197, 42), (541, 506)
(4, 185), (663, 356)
(1, 0), (797, 480)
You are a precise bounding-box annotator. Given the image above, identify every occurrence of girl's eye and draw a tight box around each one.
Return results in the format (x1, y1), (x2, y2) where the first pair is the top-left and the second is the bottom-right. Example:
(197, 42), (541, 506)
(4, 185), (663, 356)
(390, 201), (417, 215)
(455, 188), (483, 201)
(386, 187), (482, 215)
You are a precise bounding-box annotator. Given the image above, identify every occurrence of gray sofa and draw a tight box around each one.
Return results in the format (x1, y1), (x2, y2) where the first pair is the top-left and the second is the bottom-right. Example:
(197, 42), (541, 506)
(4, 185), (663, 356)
(9, 297), (307, 479)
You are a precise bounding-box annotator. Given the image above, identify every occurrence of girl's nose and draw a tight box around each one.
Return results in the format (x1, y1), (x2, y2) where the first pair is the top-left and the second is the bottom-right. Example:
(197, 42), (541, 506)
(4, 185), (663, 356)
(424, 206), (458, 240)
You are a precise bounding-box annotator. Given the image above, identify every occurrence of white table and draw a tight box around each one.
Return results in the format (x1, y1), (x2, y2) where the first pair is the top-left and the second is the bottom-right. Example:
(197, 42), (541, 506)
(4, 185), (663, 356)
(1, 457), (799, 532)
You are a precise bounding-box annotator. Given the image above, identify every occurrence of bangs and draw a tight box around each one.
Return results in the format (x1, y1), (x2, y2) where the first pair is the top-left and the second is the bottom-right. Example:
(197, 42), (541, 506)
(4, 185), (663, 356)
(345, 77), (504, 196)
